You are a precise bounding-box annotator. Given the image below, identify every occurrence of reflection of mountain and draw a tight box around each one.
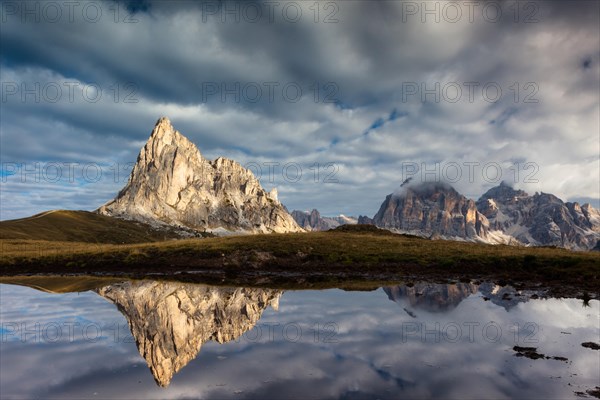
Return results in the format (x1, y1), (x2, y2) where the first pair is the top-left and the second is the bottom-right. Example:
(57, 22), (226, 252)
(96, 281), (281, 387)
(384, 282), (532, 313)
(477, 282), (532, 311)
(384, 283), (479, 312)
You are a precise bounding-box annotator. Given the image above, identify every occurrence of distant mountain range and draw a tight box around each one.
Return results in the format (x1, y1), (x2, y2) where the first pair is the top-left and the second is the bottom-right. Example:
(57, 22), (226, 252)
(98, 118), (600, 250)
(4, 117), (597, 251)
(373, 182), (488, 240)
(290, 209), (357, 231)
(370, 181), (600, 250)
(476, 183), (600, 250)
(293, 181), (599, 250)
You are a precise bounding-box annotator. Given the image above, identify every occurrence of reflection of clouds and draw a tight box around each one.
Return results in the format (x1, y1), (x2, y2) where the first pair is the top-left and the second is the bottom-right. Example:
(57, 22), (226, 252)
(1, 283), (599, 399)
(1, 341), (144, 398)
(0, 285), (141, 399)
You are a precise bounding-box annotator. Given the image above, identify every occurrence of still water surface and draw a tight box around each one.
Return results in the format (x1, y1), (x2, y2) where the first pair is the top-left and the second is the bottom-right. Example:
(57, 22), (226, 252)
(1, 280), (598, 399)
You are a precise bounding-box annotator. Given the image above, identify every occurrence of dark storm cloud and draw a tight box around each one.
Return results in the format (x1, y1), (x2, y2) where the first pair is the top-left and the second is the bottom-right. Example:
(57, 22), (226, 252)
(0, 0), (598, 218)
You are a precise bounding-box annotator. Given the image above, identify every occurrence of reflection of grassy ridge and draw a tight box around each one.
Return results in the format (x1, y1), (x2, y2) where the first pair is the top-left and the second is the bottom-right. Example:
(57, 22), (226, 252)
(0, 276), (125, 293)
(0, 275), (390, 293)
(1, 225), (599, 295)
(0, 210), (186, 244)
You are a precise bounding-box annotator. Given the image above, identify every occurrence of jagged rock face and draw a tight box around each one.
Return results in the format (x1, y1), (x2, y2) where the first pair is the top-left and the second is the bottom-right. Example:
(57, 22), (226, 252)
(384, 283), (479, 312)
(370, 181), (599, 250)
(372, 183), (489, 240)
(291, 209), (322, 230)
(98, 117), (302, 234)
(357, 215), (374, 225)
(96, 281), (281, 387)
(290, 209), (357, 231)
(477, 182), (600, 250)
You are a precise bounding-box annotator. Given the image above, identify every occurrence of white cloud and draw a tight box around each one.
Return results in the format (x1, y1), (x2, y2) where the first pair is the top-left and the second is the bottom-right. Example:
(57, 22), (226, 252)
(1, 0), (598, 218)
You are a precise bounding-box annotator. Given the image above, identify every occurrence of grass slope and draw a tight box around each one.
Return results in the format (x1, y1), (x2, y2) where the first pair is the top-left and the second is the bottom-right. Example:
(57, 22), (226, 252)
(1, 225), (598, 295)
(0, 210), (185, 244)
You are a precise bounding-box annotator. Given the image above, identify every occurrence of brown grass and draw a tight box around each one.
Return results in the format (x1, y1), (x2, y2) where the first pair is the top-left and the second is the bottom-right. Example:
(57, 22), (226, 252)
(0, 210), (185, 244)
(0, 225), (598, 292)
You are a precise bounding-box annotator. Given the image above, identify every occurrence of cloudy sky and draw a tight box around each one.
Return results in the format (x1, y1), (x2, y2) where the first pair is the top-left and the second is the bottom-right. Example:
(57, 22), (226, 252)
(1, 0), (598, 219)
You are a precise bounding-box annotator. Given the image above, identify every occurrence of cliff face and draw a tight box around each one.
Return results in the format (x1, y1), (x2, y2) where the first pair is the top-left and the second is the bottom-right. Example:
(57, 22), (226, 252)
(96, 281), (281, 386)
(370, 181), (599, 249)
(98, 117), (302, 234)
(357, 215), (374, 225)
(372, 183), (489, 240)
(476, 182), (600, 250)
(291, 209), (357, 231)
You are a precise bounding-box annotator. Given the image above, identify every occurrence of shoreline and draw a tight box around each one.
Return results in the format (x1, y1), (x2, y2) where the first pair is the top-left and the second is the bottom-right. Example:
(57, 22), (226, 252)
(1, 228), (599, 298)
(0, 270), (595, 300)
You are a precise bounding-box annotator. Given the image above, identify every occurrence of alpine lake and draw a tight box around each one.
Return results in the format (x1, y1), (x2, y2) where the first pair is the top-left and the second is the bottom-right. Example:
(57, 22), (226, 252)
(1, 277), (599, 399)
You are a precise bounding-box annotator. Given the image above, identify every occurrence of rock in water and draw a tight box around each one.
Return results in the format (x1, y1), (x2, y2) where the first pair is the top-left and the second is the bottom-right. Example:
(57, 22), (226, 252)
(96, 281), (281, 387)
(98, 117), (302, 234)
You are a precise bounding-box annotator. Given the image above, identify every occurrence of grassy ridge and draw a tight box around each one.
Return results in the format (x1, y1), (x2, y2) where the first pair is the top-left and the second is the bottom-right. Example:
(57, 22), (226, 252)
(0, 210), (185, 244)
(1, 225), (599, 295)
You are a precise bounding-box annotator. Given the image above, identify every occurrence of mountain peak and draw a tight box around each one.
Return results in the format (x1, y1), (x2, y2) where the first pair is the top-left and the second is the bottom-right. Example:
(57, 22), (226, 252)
(148, 116), (180, 145)
(392, 181), (459, 200)
(373, 182), (487, 239)
(479, 182), (529, 202)
(476, 184), (600, 250)
(155, 116), (172, 128)
(98, 118), (302, 234)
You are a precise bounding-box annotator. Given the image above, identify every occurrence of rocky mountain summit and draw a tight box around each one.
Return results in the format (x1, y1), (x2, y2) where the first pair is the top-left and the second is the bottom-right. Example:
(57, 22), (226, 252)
(98, 117), (302, 234)
(372, 182), (490, 241)
(357, 215), (374, 225)
(290, 209), (357, 231)
(96, 280), (281, 386)
(95, 118), (598, 248)
(477, 182), (600, 250)
(370, 181), (600, 250)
